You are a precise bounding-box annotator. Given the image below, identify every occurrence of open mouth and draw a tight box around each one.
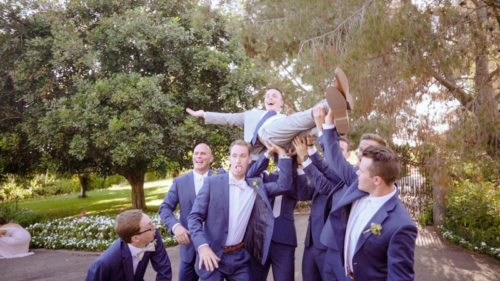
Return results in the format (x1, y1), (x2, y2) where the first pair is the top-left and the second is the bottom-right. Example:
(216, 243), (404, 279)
(267, 102), (275, 106)
(194, 160), (204, 164)
(235, 166), (242, 173)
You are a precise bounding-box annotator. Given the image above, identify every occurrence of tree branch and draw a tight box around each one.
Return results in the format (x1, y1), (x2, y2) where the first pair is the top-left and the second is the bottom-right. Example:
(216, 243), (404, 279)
(431, 71), (471, 108)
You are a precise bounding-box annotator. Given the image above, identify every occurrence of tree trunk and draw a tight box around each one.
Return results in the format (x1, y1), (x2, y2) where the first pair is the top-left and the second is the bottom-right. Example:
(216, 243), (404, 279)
(429, 149), (446, 226)
(78, 174), (91, 198)
(121, 169), (147, 210)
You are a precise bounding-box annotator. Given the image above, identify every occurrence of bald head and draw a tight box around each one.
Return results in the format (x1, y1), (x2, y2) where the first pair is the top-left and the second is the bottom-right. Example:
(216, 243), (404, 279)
(192, 143), (213, 174)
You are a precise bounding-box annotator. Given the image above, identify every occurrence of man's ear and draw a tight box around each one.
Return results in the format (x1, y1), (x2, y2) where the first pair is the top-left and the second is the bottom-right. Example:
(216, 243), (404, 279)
(209, 155), (214, 163)
(373, 176), (384, 186)
(247, 156), (253, 164)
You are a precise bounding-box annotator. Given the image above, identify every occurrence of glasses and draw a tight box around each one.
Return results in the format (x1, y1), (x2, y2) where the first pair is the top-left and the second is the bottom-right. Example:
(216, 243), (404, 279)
(135, 221), (154, 235)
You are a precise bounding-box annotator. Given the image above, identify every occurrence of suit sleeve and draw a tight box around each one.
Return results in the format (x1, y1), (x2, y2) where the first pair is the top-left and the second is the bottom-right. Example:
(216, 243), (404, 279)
(323, 127), (358, 186)
(85, 260), (110, 281)
(151, 230), (173, 281)
(303, 162), (343, 195)
(187, 179), (211, 250)
(310, 151), (343, 184)
(158, 179), (180, 234)
(246, 154), (270, 178)
(205, 111), (245, 127)
(262, 158), (293, 198)
(295, 173), (314, 201)
(387, 224), (418, 281)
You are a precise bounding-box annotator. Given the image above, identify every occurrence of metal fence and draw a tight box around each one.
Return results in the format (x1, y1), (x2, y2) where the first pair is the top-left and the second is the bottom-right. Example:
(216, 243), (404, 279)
(396, 161), (432, 220)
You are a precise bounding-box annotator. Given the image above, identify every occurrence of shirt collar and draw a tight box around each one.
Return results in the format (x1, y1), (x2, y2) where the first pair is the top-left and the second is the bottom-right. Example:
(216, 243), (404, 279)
(193, 170), (208, 180)
(368, 186), (397, 209)
(228, 171), (246, 184)
(127, 243), (143, 257)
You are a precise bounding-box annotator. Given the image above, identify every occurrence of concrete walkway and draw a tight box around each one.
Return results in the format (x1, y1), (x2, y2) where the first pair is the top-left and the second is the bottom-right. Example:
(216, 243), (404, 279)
(1, 214), (499, 280)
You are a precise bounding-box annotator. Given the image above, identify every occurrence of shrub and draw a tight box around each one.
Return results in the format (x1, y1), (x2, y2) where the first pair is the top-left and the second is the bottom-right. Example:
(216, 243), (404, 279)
(0, 201), (47, 227)
(417, 199), (433, 226)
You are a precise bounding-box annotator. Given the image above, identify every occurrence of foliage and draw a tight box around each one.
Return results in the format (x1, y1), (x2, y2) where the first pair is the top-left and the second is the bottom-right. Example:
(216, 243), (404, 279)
(438, 226), (500, 260)
(441, 180), (500, 255)
(0, 201), (47, 227)
(27, 212), (177, 251)
(0, 0), (264, 209)
(417, 199), (433, 226)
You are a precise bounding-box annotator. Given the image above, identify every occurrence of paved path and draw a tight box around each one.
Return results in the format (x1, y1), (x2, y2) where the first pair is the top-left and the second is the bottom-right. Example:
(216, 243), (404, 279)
(1, 214), (499, 280)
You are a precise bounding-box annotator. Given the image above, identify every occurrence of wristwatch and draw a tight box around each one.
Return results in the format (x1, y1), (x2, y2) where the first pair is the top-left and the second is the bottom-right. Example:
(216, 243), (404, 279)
(302, 156), (310, 162)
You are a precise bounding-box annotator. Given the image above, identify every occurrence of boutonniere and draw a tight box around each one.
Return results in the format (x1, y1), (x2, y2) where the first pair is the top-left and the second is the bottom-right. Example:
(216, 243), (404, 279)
(252, 179), (259, 189)
(212, 171), (218, 176)
(363, 223), (383, 235)
(153, 239), (158, 245)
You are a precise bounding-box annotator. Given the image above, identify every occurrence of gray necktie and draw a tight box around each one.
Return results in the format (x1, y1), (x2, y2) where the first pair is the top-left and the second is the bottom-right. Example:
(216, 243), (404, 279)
(273, 195), (282, 218)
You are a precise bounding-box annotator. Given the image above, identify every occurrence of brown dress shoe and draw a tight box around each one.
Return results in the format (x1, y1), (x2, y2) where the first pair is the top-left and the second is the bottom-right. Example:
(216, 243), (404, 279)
(325, 86), (349, 134)
(335, 67), (354, 110)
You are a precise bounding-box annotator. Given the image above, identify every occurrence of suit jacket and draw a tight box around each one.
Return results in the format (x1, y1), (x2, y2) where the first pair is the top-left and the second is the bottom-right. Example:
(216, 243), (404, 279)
(205, 110), (267, 159)
(158, 168), (225, 263)
(85, 229), (172, 281)
(252, 154), (299, 247)
(323, 127), (417, 280)
(187, 158), (293, 279)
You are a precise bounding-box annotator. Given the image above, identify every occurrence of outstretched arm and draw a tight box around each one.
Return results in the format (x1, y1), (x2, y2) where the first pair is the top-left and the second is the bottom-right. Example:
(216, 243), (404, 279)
(158, 180), (181, 235)
(323, 110), (357, 186)
(150, 230), (173, 281)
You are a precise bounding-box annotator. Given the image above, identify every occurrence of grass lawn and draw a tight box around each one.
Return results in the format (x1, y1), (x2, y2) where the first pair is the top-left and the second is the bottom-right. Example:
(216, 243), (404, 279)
(14, 178), (173, 219)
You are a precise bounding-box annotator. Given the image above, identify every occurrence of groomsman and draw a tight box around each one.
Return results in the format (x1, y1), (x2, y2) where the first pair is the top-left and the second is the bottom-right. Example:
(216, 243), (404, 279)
(186, 68), (352, 160)
(85, 210), (172, 281)
(247, 153), (300, 281)
(322, 110), (417, 280)
(159, 143), (224, 281)
(188, 140), (293, 280)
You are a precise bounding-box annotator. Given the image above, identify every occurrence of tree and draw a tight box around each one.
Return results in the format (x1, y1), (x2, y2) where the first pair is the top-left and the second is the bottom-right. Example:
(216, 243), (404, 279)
(1, 0), (264, 209)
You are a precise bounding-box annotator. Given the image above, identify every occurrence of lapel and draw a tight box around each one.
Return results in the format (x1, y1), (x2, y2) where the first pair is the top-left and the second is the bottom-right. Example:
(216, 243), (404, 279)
(221, 173), (230, 225)
(120, 241), (135, 281)
(246, 177), (272, 211)
(353, 192), (399, 256)
(187, 172), (196, 206)
(332, 182), (368, 213)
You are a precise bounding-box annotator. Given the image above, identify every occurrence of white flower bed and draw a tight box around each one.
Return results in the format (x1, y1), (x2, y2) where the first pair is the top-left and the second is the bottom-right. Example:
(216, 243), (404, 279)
(438, 225), (500, 259)
(26, 212), (177, 251)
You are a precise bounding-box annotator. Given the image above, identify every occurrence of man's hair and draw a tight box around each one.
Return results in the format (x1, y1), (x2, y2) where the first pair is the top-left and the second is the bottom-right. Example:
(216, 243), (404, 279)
(360, 133), (387, 146)
(114, 210), (143, 243)
(338, 136), (351, 151)
(229, 139), (251, 155)
(362, 145), (400, 185)
(0, 216), (7, 225)
(266, 86), (284, 99)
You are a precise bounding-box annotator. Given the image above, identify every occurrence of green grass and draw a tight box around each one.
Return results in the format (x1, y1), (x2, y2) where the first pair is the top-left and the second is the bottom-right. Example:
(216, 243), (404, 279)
(13, 178), (173, 219)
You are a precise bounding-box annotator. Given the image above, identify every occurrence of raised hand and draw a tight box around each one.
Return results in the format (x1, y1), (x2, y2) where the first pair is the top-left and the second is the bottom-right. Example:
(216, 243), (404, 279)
(292, 136), (308, 160)
(306, 133), (317, 147)
(173, 225), (190, 245)
(313, 104), (327, 132)
(266, 139), (285, 156)
(186, 108), (205, 118)
(325, 108), (334, 126)
(198, 245), (221, 271)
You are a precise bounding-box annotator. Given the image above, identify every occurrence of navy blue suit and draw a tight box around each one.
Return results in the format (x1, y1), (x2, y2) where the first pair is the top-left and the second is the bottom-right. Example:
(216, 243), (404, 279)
(187, 159), (293, 280)
(296, 149), (344, 281)
(85, 229), (172, 281)
(247, 155), (299, 281)
(323, 127), (417, 280)
(159, 168), (224, 281)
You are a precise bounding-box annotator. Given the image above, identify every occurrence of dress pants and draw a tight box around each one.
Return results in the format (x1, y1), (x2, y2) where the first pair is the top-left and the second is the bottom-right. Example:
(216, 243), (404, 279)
(201, 247), (250, 281)
(248, 241), (295, 281)
(260, 108), (316, 149)
(302, 244), (327, 281)
(179, 254), (199, 281)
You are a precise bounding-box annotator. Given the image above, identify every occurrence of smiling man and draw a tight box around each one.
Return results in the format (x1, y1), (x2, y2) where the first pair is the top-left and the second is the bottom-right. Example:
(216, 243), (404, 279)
(85, 210), (172, 281)
(186, 68), (353, 161)
(187, 139), (293, 280)
(159, 143), (225, 281)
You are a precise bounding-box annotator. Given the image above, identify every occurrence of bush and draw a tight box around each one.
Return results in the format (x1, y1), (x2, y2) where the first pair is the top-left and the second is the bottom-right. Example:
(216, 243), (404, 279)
(417, 199), (433, 226)
(440, 179), (500, 259)
(0, 200), (47, 227)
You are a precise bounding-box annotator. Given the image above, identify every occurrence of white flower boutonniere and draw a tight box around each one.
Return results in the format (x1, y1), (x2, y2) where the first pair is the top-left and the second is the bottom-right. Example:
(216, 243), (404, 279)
(252, 179), (259, 189)
(363, 223), (383, 235)
(212, 171), (218, 176)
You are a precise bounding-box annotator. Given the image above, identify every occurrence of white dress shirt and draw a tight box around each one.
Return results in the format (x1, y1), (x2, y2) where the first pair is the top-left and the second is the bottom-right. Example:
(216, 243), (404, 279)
(344, 187), (397, 276)
(172, 170), (208, 234)
(225, 172), (257, 246)
(127, 243), (143, 274)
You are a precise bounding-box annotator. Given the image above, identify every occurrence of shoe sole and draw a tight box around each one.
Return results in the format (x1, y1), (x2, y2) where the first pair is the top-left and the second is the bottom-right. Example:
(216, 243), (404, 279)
(335, 68), (354, 111)
(325, 86), (349, 134)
